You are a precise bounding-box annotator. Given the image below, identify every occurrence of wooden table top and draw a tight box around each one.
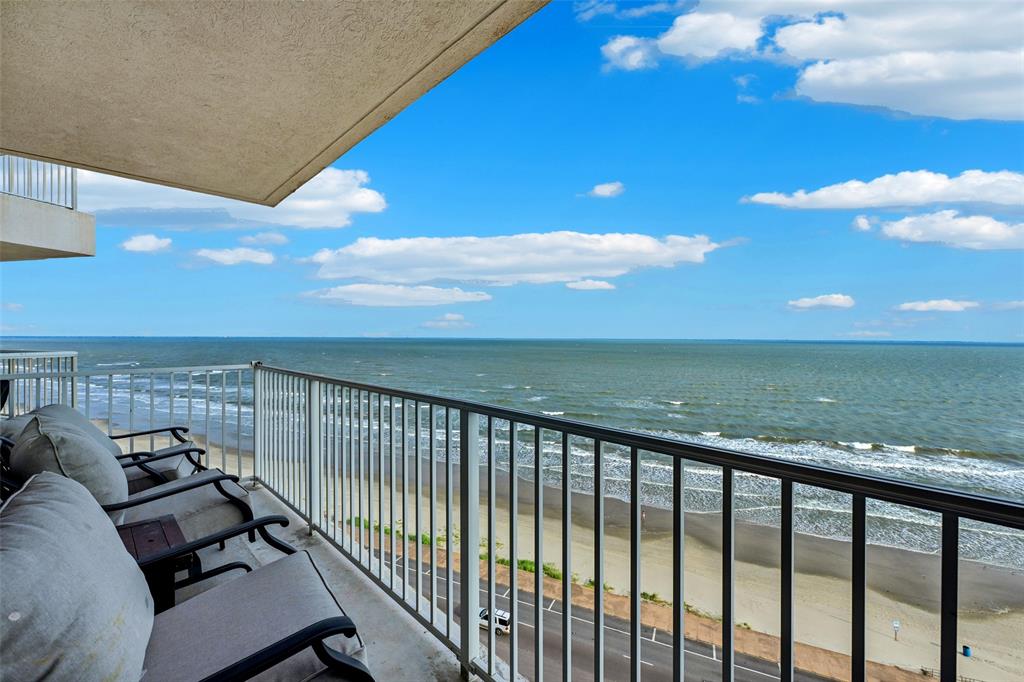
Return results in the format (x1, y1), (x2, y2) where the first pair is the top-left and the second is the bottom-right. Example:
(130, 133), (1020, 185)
(117, 515), (187, 562)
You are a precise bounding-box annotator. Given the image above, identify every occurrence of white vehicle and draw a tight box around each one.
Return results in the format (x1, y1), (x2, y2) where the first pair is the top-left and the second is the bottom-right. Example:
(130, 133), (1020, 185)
(479, 607), (511, 635)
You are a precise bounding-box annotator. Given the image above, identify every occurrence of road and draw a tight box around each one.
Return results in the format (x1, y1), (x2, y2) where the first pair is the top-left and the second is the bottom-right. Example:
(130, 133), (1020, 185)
(375, 552), (829, 682)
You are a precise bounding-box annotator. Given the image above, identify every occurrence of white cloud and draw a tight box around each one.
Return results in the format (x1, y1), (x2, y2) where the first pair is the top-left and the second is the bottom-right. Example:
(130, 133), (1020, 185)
(852, 215), (873, 231)
(896, 299), (979, 312)
(843, 330), (892, 338)
(879, 211), (1024, 251)
(575, 1), (617, 22)
(601, 36), (659, 71)
(195, 247), (275, 265)
(566, 279), (616, 290)
(422, 312), (473, 329)
(304, 285), (491, 308)
(747, 170), (1024, 209)
(656, 11), (762, 61)
(239, 232), (289, 246)
(599, 2), (1024, 120)
(121, 234), (171, 252)
(797, 50), (1024, 121)
(788, 293), (855, 309)
(307, 231), (726, 285)
(79, 166), (386, 229)
(576, 1), (688, 22)
(2, 303), (24, 312)
(588, 181), (625, 198)
(992, 300), (1024, 311)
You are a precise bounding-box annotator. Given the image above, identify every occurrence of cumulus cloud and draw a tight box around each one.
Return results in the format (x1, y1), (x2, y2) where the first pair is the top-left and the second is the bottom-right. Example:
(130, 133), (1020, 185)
(566, 279), (616, 290)
(747, 170), (1024, 209)
(588, 181), (625, 198)
(195, 247), (275, 265)
(788, 293), (856, 309)
(598, 2), (1024, 120)
(796, 50), (1023, 121)
(2, 303), (24, 312)
(852, 215), (873, 231)
(896, 299), (979, 312)
(307, 231), (726, 286)
(304, 285), (491, 308)
(601, 36), (659, 71)
(79, 167), (386, 229)
(121, 234), (172, 252)
(879, 211), (1024, 250)
(422, 312), (473, 329)
(656, 11), (762, 61)
(239, 232), (289, 246)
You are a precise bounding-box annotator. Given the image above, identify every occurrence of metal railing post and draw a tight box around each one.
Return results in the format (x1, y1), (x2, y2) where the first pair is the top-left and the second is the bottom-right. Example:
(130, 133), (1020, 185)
(307, 379), (322, 534)
(458, 409), (480, 680)
(252, 364), (262, 488)
(70, 354), (79, 408)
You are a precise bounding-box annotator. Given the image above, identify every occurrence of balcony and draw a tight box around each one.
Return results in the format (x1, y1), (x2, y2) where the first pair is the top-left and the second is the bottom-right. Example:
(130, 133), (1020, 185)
(2, 356), (1020, 682)
(0, 153), (95, 261)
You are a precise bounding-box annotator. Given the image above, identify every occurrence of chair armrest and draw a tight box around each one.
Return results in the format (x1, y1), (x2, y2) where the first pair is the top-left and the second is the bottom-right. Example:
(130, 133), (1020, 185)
(120, 447), (205, 470)
(110, 426), (190, 443)
(201, 616), (371, 682)
(137, 516), (294, 568)
(102, 473), (240, 512)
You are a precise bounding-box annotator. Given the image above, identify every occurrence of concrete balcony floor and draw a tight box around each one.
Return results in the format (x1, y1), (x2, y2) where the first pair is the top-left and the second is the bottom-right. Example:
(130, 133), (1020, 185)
(180, 484), (463, 682)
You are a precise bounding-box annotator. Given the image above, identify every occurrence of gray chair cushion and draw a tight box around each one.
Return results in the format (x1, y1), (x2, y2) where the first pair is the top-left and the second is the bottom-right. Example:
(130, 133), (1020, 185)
(31, 404), (197, 489)
(118, 469), (250, 541)
(0, 413), (32, 442)
(144, 551), (366, 681)
(0, 472), (154, 682)
(32, 403), (123, 458)
(9, 415), (129, 506)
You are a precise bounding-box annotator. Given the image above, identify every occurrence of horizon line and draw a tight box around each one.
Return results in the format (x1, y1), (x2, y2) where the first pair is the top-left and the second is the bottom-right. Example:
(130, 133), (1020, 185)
(1, 334), (1021, 346)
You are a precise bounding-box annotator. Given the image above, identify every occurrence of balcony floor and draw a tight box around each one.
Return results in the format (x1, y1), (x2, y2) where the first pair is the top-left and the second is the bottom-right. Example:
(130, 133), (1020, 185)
(180, 482), (463, 682)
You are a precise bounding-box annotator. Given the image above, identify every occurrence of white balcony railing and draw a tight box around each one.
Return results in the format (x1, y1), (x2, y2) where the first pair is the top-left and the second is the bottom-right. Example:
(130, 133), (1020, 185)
(1, 153), (78, 209)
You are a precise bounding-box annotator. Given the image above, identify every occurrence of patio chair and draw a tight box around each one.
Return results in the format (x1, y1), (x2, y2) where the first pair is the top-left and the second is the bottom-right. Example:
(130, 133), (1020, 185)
(27, 403), (207, 491)
(7, 413), (256, 544)
(1, 472), (373, 682)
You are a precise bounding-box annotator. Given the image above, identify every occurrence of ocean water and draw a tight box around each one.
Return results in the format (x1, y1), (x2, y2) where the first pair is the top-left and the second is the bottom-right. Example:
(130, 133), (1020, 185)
(4, 337), (1022, 565)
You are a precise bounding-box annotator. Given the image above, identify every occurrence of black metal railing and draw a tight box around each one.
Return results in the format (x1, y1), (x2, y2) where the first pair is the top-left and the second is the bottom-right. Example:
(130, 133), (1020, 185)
(252, 363), (1024, 682)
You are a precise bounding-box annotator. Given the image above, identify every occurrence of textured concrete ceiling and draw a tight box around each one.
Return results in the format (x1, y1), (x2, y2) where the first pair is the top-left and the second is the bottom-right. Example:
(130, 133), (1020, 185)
(0, 1), (546, 205)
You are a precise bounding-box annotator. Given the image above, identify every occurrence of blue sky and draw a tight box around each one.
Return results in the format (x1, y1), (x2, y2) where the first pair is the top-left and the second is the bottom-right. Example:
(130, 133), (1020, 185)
(2, 1), (1023, 341)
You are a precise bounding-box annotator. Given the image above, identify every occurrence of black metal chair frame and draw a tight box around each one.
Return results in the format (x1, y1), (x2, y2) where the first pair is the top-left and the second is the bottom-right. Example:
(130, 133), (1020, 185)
(138, 519), (373, 682)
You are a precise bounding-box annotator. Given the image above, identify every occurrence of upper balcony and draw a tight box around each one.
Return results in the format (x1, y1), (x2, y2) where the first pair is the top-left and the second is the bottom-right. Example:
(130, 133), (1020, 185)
(0, 153), (95, 261)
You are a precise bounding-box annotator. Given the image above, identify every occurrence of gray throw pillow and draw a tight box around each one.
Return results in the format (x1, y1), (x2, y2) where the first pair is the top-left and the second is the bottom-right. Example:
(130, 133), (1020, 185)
(0, 472), (154, 682)
(33, 403), (123, 458)
(0, 414), (32, 442)
(9, 415), (129, 506)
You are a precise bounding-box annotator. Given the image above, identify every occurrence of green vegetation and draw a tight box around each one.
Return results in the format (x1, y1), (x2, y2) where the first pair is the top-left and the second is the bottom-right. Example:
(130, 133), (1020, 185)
(584, 578), (614, 592)
(640, 591), (670, 606)
(479, 553), (563, 580)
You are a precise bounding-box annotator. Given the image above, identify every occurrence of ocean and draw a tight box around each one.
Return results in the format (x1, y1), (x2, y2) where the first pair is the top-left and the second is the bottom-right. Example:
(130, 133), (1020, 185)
(3, 337), (1022, 565)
